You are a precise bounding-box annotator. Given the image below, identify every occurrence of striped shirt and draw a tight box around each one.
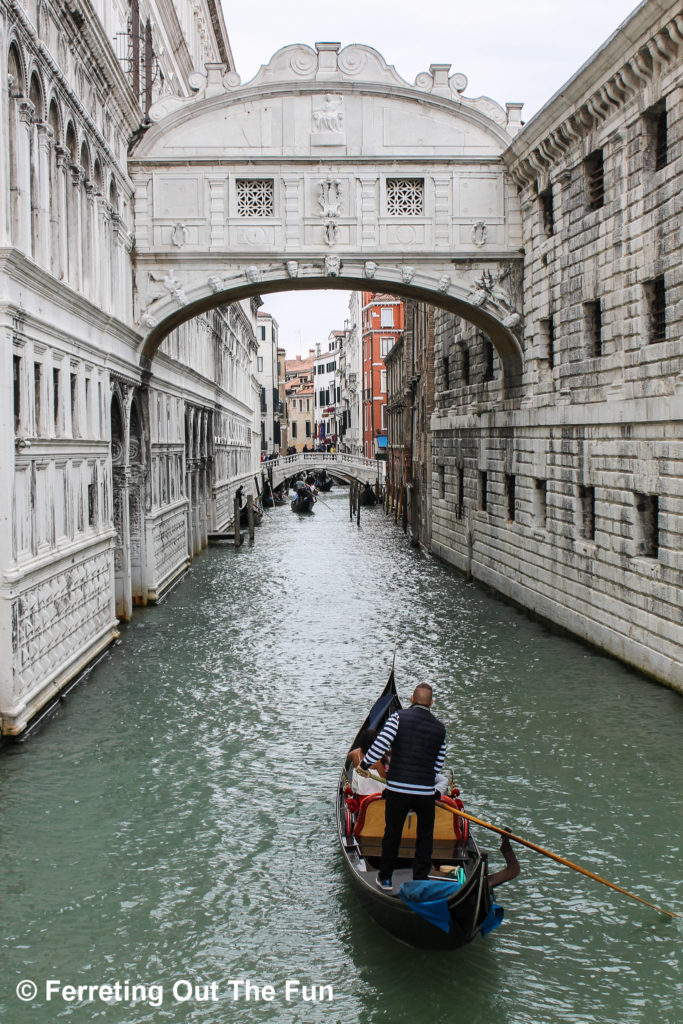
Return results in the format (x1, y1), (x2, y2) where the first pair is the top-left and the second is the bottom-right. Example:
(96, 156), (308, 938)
(360, 708), (446, 796)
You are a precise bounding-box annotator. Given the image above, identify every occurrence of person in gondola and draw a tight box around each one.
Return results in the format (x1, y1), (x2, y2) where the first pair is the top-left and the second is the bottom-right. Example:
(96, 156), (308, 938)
(358, 683), (445, 891)
(348, 728), (386, 797)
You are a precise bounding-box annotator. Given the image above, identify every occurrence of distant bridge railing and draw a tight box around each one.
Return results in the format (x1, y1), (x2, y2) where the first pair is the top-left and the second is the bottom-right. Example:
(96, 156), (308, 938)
(261, 452), (385, 488)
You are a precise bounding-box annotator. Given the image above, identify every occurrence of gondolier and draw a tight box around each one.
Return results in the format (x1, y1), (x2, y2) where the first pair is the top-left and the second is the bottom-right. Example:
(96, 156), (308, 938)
(358, 683), (446, 890)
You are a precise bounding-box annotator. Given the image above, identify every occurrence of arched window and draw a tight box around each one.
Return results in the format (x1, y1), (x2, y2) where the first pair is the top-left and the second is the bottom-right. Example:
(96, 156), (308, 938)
(80, 140), (91, 296)
(48, 99), (61, 276)
(28, 73), (44, 261)
(7, 44), (25, 246)
(64, 122), (77, 284)
(109, 177), (119, 311)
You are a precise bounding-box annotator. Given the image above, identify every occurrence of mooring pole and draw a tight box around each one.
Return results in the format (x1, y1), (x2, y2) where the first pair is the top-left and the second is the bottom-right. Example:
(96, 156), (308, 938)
(247, 494), (255, 543)
(234, 494), (242, 548)
(349, 481), (354, 520)
(357, 486), (361, 527)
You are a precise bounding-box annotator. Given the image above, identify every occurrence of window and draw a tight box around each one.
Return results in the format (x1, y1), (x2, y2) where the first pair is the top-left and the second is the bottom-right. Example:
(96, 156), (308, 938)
(236, 179), (274, 217)
(645, 101), (667, 171)
(261, 387), (267, 412)
(336, 386), (340, 403)
(437, 465), (445, 499)
(306, 398), (310, 412)
(259, 326), (266, 341)
(634, 492), (659, 558)
(505, 474), (516, 521)
(291, 421), (297, 439)
(483, 337), (495, 382)
(479, 471), (488, 513)
(541, 316), (555, 367)
(584, 300), (602, 358)
(305, 421), (311, 438)
(456, 466), (464, 519)
(645, 276), (666, 343)
(299, 399), (302, 412)
(461, 346), (470, 386)
(327, 361), (336, 373)
(380, 336), (393, 356)
(13, 354), (22, 432)
(584, 150), (604, 210)
(579, 485), (595, 540)
(442, 355), (450, 390)
(53, 367), (61, 431)
(386, 178), (424, 216)
(380, 370), (387, 394)
(533, 479), (547, 528)
(380, 308), (394, 328)
(257, 356), (264, 372)
(70, 371), (79, 436)
(539, 185), (554, 235)
(34, 362), (42, 435)
(87, 464), (97, 527)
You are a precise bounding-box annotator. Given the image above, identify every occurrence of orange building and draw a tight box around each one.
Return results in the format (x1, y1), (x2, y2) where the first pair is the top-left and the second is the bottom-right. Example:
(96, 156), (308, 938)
(361, 293), (404, 458)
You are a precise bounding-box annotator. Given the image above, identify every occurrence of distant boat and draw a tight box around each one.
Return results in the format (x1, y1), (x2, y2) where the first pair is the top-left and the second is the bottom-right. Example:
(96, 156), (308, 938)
(358, 485), (377, 506)
(239, 504), (263, 526)
(317, 476), (333, 492)
(291, 492), (316, 513)
(337, 669), (508, 949)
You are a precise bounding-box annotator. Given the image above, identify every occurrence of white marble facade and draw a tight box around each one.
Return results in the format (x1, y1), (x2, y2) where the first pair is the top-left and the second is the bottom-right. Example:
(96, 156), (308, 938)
(0, 0), (254, 735)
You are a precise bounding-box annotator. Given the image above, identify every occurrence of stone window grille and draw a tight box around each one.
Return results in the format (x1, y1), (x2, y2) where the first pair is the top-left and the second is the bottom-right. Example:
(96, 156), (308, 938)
(634, 492), (659, 558)
(584, 300), (602, 358)
(460, 344), (470, 386)
(584, 150), (604, 210)
(539, 185), (554, 235)
(437, 464), (445, 499)
(386, 178), (424, 216)
(236, 179), (274, 217)
(645, 275), (666, 343)
(579, 485), (595, 540)
(442, 355), (450, 390)
(505, 474), (516, 522)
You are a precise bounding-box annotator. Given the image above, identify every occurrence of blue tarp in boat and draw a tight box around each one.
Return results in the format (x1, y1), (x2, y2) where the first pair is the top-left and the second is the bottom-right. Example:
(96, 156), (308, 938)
(398, 879), (463, 934)
(479, 903), (504, 936)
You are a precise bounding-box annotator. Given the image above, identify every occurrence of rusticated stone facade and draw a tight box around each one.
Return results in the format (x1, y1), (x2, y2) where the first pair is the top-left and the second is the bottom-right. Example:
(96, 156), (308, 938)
(431, 0), (682, 690)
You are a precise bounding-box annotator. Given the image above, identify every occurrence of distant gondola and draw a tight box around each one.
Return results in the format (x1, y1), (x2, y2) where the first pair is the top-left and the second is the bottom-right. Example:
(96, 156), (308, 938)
(358, 483), (377, 506)
(317, 476), (333, 492)
(291, 492), (316, 513)
(337, 670), (510, 949)
(239, 503), (263, 526)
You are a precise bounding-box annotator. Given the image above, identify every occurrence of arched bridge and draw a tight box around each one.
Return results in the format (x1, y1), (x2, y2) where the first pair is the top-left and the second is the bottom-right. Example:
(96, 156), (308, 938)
(262, 452), (384, 488)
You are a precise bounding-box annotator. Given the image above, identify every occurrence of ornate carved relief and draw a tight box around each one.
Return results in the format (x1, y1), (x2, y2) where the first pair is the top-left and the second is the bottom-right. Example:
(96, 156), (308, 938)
(472, 221), (488, 247)
(364, 261), (378, 279)
(467, 269), (520, 327)
(285, 260), (299, 278)
(324, 255), (341, 277)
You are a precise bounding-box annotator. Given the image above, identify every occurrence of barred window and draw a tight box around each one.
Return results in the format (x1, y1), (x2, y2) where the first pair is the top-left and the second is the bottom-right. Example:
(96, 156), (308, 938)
(386, 178), (424, 216)
(584, 150), (604, 211)
(236, 179), (274, 217)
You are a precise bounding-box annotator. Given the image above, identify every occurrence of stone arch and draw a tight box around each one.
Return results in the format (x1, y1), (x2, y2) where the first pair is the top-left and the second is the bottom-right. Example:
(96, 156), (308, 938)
(7, 42), (26, 245)
(28, 72), (44, 259)
(64, 121), (78, 284)
(7, 40), (26, 97)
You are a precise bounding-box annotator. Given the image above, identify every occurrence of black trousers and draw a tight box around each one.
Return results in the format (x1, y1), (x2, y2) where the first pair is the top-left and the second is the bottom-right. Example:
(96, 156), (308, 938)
(379, 790), (436, 882)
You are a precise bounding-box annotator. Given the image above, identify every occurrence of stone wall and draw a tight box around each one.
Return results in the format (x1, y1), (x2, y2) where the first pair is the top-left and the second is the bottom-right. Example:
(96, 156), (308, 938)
(431, 1), (682, 690)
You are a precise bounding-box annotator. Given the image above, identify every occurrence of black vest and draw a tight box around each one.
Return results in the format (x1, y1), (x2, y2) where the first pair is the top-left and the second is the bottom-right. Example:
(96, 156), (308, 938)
(386, 705), (445, 787)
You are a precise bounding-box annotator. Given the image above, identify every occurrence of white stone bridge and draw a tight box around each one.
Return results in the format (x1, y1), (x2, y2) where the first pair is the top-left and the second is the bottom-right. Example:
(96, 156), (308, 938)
(261, 452), (384, 488)
(130, 42), (526, 390)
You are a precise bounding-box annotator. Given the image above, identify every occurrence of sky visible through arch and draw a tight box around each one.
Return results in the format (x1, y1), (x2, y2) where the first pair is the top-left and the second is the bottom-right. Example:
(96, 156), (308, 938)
(220, 0), (640, 354)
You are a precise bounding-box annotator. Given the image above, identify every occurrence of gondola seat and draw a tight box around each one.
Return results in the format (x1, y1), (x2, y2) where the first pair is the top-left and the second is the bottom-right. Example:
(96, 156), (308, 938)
(353, 793), (468, 861)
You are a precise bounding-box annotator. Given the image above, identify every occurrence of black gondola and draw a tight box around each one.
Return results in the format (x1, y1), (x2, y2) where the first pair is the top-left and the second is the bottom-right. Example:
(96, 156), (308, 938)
(317, 477), (333, 492)
(337, 670), (505, 949)
(239, 503), (263, 526)
(358, 483), (377, 506)
(291, 492), (316, 513)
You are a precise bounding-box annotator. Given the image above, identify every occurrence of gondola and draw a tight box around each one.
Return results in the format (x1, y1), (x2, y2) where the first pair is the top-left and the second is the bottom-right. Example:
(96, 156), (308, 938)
(317, 476), (333, 492)
(337, 670), (506, 949)
(358, 485), (377, 506)
(239, 503), (263, 526)
(291, 492), (316, 513)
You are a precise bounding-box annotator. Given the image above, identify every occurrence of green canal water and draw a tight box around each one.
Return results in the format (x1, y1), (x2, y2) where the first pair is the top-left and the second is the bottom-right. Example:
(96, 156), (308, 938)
(1, 490), (681, 1024)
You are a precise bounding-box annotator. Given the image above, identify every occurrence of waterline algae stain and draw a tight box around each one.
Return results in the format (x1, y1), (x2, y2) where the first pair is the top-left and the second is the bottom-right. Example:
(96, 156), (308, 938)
(1, 493), (681, 1024)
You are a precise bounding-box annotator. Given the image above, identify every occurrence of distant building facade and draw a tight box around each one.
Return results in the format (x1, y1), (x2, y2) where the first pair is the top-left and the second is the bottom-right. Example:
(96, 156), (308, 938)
(361, 293), (403, 458)
(256, 310), (280, 453)
(314, 331), (343, 443)
(284, 352), (315, 451)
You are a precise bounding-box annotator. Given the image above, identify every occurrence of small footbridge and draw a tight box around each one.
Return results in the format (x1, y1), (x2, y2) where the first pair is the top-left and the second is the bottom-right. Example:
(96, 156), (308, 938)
(262, 452), (385, 489)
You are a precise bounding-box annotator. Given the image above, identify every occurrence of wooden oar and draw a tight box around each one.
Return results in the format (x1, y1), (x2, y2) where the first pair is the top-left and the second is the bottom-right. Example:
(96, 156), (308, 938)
(439, 803), (680, 920)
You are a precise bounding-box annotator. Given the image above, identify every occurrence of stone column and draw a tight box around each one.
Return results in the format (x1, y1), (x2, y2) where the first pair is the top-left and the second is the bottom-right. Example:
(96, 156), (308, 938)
(15, 100), (34, 253)
(36, 123), (52, 269)
(100, 200), (112, 312)
(110, 213), (122, 317)
(84, 180), (97, 301)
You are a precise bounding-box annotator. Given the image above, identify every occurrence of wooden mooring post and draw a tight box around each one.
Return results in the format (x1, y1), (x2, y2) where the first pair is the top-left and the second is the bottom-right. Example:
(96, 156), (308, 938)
(234, 494), (242, 549)
(356, 484), (361, 527)
(349, 481), (354, 520)
(247, 494), (255, 543)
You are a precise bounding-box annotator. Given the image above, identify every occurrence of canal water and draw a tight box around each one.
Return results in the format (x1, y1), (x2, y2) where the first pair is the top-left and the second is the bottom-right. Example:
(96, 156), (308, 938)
(1, 489), (681, 1024)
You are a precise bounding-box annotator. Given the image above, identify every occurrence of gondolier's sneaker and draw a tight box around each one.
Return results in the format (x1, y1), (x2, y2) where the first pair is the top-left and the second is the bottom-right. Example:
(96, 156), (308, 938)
(375, 877), (393, 892)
